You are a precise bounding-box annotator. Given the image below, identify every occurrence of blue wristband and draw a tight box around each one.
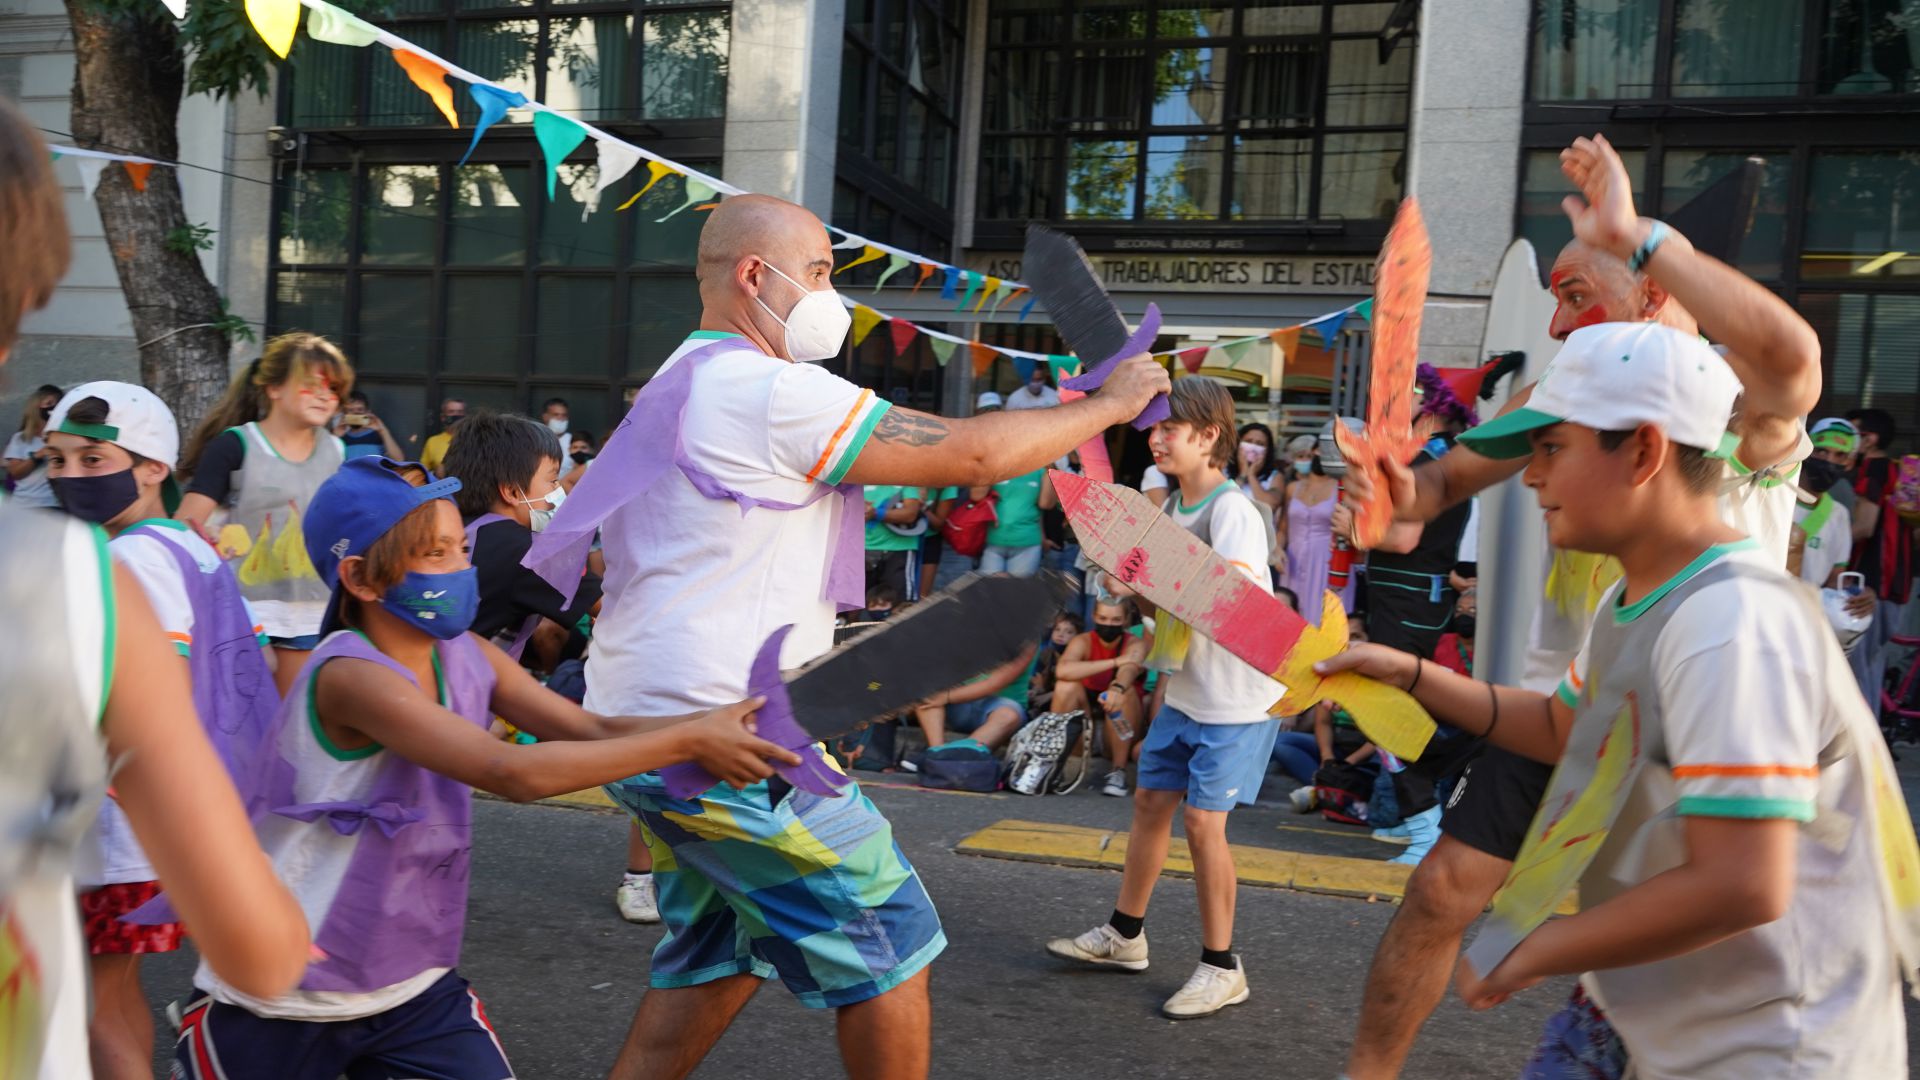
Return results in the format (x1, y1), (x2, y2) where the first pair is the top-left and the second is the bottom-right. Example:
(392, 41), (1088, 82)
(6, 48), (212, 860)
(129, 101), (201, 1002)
(1626, 220), (1670, 274)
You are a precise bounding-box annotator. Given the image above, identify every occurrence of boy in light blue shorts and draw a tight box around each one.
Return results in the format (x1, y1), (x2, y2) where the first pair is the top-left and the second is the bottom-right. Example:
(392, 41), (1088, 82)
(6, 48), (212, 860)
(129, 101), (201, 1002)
(1046, 379), (1285, 1019)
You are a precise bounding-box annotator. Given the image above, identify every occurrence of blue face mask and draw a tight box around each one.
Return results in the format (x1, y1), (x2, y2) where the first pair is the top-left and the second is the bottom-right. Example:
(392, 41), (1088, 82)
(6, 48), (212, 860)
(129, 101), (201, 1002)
(381, 568), (479, 640)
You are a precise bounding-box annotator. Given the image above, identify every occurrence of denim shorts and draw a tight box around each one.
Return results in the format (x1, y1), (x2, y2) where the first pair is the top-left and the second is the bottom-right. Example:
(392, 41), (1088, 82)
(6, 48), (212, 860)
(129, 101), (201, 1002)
(944, 696), (1027, 734)
(1136, 705), (1281, 811)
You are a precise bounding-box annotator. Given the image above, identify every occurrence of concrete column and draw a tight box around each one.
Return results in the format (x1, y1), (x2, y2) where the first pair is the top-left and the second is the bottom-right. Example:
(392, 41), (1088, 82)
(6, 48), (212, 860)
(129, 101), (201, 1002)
(222, 85), (278, 371)
(722, 0), (845, 215)
(1404, 0), (1529, 365)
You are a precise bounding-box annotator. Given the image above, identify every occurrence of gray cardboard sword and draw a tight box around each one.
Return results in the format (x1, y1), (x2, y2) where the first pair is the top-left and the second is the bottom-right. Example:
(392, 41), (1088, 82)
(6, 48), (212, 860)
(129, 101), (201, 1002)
(1024, 225), (1169, 429)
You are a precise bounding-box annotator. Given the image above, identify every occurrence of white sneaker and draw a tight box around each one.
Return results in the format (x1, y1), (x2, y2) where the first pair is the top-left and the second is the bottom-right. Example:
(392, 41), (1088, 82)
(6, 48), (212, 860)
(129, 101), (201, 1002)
(1102, 769), (1128, 797)
(1162, 958), (1250, 1019)
(1289, 785), (1318, 813)
(616, 875), (660, 924)
(1046, 923), (1149, 971)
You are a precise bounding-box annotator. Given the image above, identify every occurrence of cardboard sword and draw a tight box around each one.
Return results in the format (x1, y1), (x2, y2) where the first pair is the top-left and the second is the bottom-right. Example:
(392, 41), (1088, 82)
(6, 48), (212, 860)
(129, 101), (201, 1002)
(659, 573), (1072, 799)
(1051, 470), (1435, 761)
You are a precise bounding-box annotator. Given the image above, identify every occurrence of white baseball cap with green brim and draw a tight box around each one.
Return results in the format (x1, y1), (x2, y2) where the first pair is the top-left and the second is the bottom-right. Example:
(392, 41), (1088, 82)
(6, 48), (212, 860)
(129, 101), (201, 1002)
(46, 381), (180, 467)
(1456, 322), (1741, 462)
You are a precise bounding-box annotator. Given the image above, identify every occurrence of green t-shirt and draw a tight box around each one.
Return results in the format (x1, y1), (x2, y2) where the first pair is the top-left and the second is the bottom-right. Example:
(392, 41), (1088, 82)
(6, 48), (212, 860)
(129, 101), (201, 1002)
(864, 485), (925, 551)
(987, 470), (1046, 548)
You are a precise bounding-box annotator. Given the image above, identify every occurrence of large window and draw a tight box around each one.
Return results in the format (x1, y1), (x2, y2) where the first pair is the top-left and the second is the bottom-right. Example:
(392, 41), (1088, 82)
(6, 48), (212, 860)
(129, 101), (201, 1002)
(272, 0), (727, 444)
(978, 0), (1411, 226)
(1521, 0), (1920, 435)
(1530, 0), (1920, 100)
(837, 0), (964, 249)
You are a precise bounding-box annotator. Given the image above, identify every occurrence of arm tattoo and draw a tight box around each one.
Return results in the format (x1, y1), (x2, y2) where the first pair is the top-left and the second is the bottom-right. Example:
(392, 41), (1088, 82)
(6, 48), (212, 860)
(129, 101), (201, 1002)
(872, 409), (950, 447)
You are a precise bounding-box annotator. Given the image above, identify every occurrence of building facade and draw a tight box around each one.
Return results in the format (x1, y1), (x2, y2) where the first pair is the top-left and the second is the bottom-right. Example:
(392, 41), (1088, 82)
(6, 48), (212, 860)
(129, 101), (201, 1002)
(6, 0), (1916, 452)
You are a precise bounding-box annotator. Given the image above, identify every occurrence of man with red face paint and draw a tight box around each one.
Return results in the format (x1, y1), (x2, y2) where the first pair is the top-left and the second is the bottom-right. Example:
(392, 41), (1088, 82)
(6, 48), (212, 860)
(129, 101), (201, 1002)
(1333, 135), (1821, 1080)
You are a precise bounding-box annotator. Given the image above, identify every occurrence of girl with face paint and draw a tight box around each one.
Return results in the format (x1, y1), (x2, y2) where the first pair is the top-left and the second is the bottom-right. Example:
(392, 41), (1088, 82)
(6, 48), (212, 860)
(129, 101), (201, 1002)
(176, 332), (358, 696)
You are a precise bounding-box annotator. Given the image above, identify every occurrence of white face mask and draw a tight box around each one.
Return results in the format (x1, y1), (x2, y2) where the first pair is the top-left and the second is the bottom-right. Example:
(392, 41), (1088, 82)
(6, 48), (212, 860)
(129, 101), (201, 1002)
(546, 417), (569, 436)
(520, 484), (567, 533)
(754, 261), (852, 363)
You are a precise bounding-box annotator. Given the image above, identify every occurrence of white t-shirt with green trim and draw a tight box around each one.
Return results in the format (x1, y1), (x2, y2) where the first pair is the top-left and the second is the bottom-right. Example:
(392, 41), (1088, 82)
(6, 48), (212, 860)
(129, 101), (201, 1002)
(1556, 542), (1904, 1077)
(585, 333), (891, 718)
(1161, 482), (1287, 725)
(1793, 494), (1852, 588)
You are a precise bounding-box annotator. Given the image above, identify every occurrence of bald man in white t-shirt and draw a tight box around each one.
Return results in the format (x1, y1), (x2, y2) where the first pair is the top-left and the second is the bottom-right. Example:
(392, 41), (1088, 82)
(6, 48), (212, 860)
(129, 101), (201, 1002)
(586, 194), (1170, 1080)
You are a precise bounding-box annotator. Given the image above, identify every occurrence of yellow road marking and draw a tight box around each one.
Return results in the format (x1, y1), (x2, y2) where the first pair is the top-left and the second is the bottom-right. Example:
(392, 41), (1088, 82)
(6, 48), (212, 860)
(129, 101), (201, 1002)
(957, 819), (1578, 913)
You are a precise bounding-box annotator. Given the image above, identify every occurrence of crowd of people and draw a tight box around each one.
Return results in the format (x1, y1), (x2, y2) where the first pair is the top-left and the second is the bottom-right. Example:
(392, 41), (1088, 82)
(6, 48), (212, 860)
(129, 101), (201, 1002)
(8, 87), (1920, 1080)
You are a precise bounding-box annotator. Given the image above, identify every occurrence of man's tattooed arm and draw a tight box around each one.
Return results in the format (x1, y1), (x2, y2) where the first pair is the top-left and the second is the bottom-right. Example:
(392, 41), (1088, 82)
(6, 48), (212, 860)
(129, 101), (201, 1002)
(872, 409), (950, 447)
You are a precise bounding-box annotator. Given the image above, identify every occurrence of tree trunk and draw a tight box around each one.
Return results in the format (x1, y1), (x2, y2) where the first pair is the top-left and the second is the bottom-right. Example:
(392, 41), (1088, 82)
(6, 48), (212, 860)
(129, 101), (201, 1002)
(65, 0), (232, 443)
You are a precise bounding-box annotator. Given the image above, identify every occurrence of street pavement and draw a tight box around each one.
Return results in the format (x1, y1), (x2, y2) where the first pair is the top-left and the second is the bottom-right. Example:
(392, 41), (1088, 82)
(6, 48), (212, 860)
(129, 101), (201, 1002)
(141, 767), (1920, 1078)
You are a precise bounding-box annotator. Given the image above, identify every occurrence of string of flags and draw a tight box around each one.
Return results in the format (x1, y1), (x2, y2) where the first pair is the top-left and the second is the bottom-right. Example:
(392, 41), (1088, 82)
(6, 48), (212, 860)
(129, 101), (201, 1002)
(70, 0), (1387, 384)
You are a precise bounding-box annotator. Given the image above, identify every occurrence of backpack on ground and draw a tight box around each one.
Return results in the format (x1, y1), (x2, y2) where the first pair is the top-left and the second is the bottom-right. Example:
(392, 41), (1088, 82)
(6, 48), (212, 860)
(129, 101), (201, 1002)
(917, 739), (1001, 793)
(1313, 760), (1372, 826)
(940, 492), (998, 558)
(1892, 455), (1920, 525)
(1003, 710), (1088, 796)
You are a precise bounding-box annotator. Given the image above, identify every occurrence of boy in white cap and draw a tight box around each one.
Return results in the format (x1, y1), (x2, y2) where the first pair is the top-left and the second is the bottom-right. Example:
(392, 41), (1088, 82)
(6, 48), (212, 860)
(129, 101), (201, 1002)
(42, 381), (283, 1077)
(1321, 321), (1920, 1078)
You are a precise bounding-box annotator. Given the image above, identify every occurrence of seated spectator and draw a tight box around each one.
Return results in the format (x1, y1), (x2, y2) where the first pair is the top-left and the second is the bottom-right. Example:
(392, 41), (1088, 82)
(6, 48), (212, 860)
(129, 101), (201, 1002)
(1052, 598), (1151, 798)
(851, 583), (899, 624)
(334, 390), (403, 461)
(1028, 611), (1084, 714)
(569, 430), (598, 465)
(909, 642), (1038, 756)
(1432, 587), (1475, 676)
(442, 412), (603, 672)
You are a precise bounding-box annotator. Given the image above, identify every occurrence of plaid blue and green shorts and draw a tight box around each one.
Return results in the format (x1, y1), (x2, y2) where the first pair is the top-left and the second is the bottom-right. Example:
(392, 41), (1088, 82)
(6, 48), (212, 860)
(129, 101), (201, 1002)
(606, 754), (946, 1010)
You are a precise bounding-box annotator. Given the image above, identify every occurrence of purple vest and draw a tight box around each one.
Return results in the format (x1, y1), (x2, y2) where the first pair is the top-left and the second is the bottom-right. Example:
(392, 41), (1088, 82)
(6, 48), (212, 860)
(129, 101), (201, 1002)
(126, 524), (280, 790)
(523, 337), (865, 610)
(267, 632), (497, 992)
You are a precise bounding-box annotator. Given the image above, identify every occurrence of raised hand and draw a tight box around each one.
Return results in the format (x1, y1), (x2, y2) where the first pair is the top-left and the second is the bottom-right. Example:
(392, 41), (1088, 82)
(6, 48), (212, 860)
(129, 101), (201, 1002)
(1559, 134), (1644, 261)
(1101, 353), (1172, 417)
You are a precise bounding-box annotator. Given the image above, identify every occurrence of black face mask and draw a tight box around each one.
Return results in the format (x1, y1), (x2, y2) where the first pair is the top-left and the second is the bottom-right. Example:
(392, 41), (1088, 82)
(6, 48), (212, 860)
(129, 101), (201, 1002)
(571, 450), (595, 465)
(1800, 457), (1846, 494)
(1452, 614), (1477, 641)
(1093, 623), (1125, 643)
(37, 406), (52, 421)
(52, 469), (140, 525)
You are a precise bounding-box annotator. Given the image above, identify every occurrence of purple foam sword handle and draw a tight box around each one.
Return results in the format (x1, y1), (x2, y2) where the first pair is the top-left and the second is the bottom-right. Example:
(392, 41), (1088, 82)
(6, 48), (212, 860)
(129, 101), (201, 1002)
(1059, 303), (1169, 429)
(659, 625), (850, 801)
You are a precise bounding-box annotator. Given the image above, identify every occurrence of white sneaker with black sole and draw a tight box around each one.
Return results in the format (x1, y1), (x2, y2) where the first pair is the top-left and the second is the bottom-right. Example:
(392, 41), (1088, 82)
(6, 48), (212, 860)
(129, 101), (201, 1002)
(1162, 957), (1250, 1019)
(1102, 769), (1128, 797)
(1045, 923), (1149, 971)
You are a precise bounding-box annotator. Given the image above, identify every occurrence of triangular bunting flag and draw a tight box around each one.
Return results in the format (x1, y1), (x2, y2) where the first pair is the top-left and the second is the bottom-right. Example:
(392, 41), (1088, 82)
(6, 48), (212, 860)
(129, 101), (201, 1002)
(990, 284), (1023, 315)
(1018, 294), (1037, 322)
(618, 160), (679, 211)
(461, 84), (527, 165)
(1354, 297), (1375, 321)
(939, 266), (960, 300)
(1178, 346), (1208, 374)
(584, 138), (642, 220)
(851, 305), (884, 347)
(831, 234), (867, 250)
(835, 245), (886, 275)
(1047, 355), (1079, 382)
(888, 319), (919, 355)
(159, 0), (186, 18)
(305, 0), (379, 46)
(391, 49), (459, 128)
(969, 342), (998, 377)
(73, 158), (105, 201)
(929, 337), (959, 367)
(123, 162), (153, 191)
(1306, 309), (1347, 344)
(1012, 356), (1037, 383)
(245, 0), (301, 58)
(956, 271), (982, 311)
(874, 254), (910, 291)
(658, 178), (717, 222)
(913, 263), (937, 293)
(970, 275), (1001, 313)
(532, 112), (588, 199)
(1270, 326), (1302, 388)
(1219, 337), (1257, 370)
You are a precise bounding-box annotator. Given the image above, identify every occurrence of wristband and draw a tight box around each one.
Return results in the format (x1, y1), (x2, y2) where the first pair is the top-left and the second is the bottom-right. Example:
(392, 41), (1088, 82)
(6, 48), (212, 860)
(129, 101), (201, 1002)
(1626, 220), (1670, 274)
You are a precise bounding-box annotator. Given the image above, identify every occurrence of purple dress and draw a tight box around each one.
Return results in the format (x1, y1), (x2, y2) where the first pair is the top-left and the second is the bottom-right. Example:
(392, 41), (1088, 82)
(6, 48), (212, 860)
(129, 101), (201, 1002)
(1283, 488), (1353, 625)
